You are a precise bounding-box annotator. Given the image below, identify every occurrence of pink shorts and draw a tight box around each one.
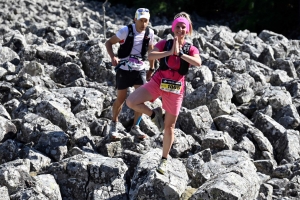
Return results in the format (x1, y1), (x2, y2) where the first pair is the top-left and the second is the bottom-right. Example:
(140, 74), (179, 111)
(142, 79), (183, 116)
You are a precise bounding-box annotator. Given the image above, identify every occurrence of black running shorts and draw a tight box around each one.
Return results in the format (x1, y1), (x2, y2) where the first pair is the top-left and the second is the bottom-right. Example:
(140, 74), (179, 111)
(115, 69), (146, 90)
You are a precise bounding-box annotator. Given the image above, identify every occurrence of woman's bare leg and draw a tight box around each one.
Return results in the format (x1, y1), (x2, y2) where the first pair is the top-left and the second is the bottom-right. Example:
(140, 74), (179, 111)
(132, 84), (145, 125)
(126, 86), (153, 117)
(162, 112), (177, 158)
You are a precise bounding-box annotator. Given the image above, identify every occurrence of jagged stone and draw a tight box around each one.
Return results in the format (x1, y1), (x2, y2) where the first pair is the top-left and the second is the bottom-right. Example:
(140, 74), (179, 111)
(0, 0), (300, 199)
(190, 150), (261, 199)
(129, 148), (188, 200)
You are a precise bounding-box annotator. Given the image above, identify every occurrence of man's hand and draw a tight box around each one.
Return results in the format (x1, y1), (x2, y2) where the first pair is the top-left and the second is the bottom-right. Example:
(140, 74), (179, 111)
(111, 56), (119, 66)
(105, 35), (121, 66)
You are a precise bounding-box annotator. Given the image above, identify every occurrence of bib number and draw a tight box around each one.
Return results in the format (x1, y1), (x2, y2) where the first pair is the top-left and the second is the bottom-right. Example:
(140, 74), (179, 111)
(160, 78), (182, 94)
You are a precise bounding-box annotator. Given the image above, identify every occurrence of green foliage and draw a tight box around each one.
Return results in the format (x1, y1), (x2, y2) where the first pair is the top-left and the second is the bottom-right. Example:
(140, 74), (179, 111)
(132, 0), (192, 17)
(106, 0), (299, 38)
(224, 0), (299, 36)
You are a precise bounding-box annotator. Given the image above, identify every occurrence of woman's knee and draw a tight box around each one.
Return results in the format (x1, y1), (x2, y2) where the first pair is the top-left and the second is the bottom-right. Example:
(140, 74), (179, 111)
(164, 125), (175, 135)
(126, 96), (134, 108)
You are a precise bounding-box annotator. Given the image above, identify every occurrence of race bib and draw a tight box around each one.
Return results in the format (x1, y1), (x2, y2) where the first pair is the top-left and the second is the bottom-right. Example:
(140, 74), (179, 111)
(160, 78), (182, 94)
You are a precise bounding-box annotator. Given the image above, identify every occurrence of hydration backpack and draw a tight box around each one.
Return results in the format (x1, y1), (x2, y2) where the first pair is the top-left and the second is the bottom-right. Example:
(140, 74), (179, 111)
(158, 39), (191, 75)
(117, 24), (150, 61)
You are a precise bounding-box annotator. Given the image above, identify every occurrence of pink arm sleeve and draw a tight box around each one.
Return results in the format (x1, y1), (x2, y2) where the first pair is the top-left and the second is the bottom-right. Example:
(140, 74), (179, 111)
(189, 46), (200, 56)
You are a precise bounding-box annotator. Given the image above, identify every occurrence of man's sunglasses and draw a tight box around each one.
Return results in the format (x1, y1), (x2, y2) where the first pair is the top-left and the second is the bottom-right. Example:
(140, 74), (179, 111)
(137, 8), (149, 12)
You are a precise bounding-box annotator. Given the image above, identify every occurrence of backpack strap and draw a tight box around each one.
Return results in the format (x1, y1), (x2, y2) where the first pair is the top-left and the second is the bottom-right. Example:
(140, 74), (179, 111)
(128, 24), (134, 37)
(182, 42), (191, 54)
(177, 42), (192, 75)
(117, 24), (151, 61)
(117, 24), (134, 59)
(159, 39), (191, 75)
(164, 39), (173, 51)
(180, 42), (192, 96)
(159, 39), (173, 71)
(141, 27), (150, 60)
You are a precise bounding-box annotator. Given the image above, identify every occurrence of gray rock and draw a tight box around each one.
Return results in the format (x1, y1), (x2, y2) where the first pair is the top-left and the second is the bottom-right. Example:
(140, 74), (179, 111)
(177, 106), (216, 143)
(186, 149), (212, 187)
(35, 130), (68, 161)
(36, 45), (73, 66)
(53, 62), (85, 85)
(274, 104), (300, 129)
(46, 154), (128, 200)
(0, 116), (17, 142)
(253, 112), (286, 146)
(10, 173), (62, 200)
(208, 99), (233, 118)
(270, 70), (293, 86)
(182, 83), (211, 109)
(18, 113), (62, 144)
(152, 129), (198, 158)
(190, 150), (260, 200)
(233, 136), (256, 158)
(225, 58), (246, 73)
(0, 139), (18, 164)
(234, 30), (250, 44)
(257, 183), (273, 200)
(201, 130), (235, 151)
(274, 130), (300, 163)
(254, 160), (276, 175)
(256, 86), (293, 110)
(19, 60), (45, 76)
(258, 30), (289, 44)
(258, 45), (276, 67)
(0, 159), (32, 195)
(241, 43), (262, 60)
(52, 87), (105, 114)
(33, 174), (62, 200)
(1, 0), (300, 199)
(19, 146), (52, 172)
(129, 148), (188, 200)
(0, 103), (11, 120)
(0, 186), (10, 200)
(214, 114), (274, 160)
(0, 46), (20, 65)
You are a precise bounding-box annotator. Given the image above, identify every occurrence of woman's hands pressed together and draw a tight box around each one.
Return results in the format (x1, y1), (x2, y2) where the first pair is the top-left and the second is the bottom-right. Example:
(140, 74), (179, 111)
(172, 36), (180, 56)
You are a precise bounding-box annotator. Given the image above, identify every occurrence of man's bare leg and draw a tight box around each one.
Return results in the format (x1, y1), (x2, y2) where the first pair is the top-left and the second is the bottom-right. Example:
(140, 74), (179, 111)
(132, 85), (144, 125)
(112, 89), (128, 122)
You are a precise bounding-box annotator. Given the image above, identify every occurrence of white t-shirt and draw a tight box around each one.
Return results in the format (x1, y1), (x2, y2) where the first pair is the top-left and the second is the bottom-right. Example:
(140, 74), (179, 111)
(116, 24), (155, 71)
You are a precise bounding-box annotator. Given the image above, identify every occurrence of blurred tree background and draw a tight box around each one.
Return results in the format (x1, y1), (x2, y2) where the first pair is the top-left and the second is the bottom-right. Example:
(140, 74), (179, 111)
(106, 0), (300, 39)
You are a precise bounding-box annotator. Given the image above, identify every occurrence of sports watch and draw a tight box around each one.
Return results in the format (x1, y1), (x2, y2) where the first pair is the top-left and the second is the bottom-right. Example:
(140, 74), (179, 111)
(178, 49), (184, 57)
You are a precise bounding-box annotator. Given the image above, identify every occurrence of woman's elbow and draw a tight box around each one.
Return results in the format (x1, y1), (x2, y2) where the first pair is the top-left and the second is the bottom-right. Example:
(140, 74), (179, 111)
(192, 55), (201, 66)
(197, 55), (202, 66)
(197, 60), (202, 66)
(194, 58), (201, 67)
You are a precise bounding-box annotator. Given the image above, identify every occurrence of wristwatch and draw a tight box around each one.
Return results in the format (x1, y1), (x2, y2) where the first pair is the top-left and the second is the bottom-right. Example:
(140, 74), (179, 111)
(178, 49), (184, 57)
(149, 68), (155, 72)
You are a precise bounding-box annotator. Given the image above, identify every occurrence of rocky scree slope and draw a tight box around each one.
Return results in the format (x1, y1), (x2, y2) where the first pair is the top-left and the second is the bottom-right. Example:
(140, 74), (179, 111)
(1, 0), (300, 199)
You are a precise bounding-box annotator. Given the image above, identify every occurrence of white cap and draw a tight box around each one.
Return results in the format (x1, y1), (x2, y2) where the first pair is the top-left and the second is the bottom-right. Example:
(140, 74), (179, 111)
(135, 8), (150, 20)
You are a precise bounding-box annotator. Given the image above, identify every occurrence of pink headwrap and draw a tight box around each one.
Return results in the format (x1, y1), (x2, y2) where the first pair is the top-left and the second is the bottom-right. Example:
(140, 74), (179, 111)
(172, 17), (190, 33)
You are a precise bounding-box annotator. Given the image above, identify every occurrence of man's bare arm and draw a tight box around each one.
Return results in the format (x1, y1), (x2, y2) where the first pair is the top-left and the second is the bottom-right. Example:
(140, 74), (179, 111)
(105, 35), (121, 66)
